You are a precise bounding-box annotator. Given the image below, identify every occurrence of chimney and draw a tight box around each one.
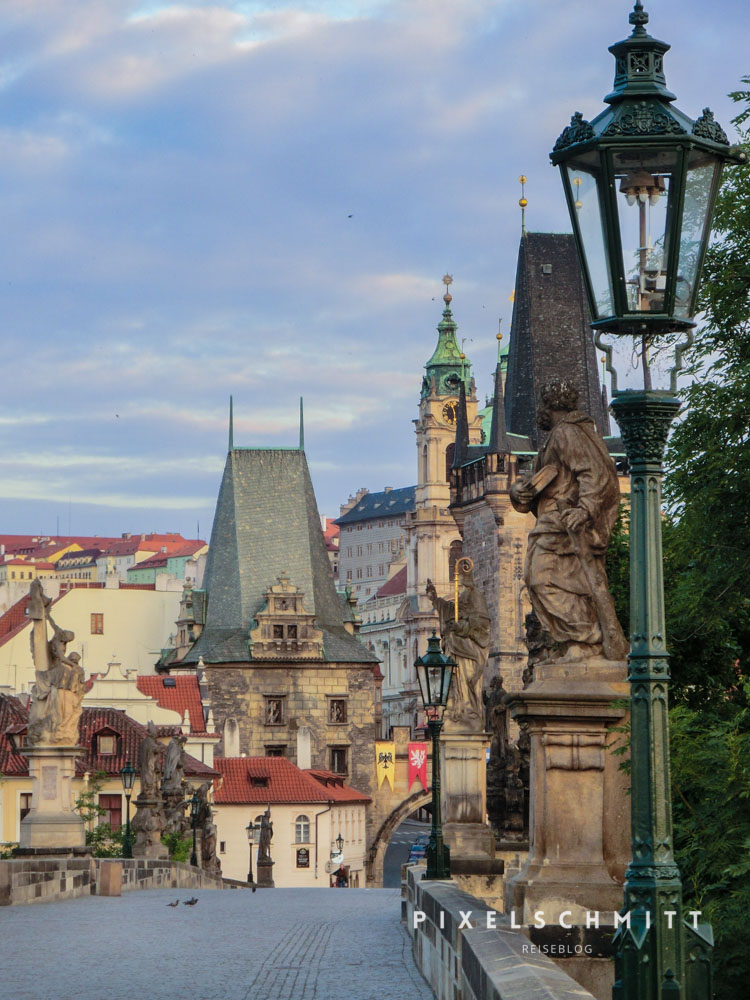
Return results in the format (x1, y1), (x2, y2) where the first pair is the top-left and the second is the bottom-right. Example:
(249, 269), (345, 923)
(296, 727), (312, 770)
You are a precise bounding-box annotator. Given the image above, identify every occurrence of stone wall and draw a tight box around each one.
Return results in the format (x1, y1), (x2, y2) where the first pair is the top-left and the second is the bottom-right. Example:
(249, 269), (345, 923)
(0, 858), (224, 906)
(405, 866), (596, 1000)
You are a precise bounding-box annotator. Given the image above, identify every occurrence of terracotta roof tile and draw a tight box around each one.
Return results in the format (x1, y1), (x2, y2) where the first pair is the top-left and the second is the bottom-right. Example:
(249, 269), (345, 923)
(372, 565), (407, 599)
(136, 675), (207, 733)
(213, 757), (370, 805)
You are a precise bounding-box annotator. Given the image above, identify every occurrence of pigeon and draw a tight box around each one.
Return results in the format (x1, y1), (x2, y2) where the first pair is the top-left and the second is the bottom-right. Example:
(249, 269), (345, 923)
(167, 899), (179, 907)
(183, 897), (199, 906)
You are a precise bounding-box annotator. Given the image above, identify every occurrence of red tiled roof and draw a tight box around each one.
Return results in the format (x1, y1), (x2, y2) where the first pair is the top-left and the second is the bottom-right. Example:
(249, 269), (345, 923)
(0, 591), (68, 649)
(0, 697), (218, 779)
(136, 674), (207, 734)
(213, 757), (370, 805)
(118, 583), (156, 590)
(130, 553), (169, 570)
(373, 565), (407, 599)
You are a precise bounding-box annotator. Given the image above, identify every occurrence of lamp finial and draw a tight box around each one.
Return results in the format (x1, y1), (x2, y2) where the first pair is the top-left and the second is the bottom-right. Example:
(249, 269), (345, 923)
(629, 1), (649, 36)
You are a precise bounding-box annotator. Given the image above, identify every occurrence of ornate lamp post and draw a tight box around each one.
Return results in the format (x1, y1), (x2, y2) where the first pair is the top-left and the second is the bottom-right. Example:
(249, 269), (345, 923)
(245, 818), (256, 884)
(119, 761), (135, 860)
(189, 791), (200, 868)
(550, 4), (746, 998)
(415, 631), (456, 880)
(334, 833), (344, 856)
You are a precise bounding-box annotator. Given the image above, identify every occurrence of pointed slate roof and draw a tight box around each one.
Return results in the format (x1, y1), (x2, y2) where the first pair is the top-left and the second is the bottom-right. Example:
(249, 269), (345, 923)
(504, 232), (606, 448)
(181, 448), (375, 666)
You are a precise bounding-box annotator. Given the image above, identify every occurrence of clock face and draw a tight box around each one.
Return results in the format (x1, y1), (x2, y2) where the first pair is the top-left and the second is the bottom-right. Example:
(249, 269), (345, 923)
(442, 400), (458, 425)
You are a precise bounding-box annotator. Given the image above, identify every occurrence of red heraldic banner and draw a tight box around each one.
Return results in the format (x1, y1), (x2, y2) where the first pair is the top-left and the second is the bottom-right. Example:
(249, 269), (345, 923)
(408, 742), (428, 792)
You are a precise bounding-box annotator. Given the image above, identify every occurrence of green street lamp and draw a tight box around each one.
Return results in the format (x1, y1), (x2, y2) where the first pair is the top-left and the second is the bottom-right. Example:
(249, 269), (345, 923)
(551, 4), (745, 999)
(189, 791), (200, 868)
(119, 761), (135, 860)
(335, 833), (344, 855)
(415, 631), (456, 880)
(246, 818), (256, 884)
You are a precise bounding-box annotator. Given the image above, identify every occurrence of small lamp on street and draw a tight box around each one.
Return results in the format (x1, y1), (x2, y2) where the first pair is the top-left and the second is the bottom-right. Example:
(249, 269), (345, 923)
(414, 630), (455, 880)
(550, 4), (745, 998)
(189, 791), (200, 868)
(245, 819), (256, 884)
(335, 833), (344, 856)
(119, 761), (135, 860)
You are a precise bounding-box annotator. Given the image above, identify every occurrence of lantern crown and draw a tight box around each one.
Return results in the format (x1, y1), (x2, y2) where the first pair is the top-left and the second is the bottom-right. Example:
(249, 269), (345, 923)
(604, 2), (676, 105)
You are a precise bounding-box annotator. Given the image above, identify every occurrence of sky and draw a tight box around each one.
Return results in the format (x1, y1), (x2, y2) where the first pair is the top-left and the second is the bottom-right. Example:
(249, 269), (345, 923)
(1, 0), (748, 540)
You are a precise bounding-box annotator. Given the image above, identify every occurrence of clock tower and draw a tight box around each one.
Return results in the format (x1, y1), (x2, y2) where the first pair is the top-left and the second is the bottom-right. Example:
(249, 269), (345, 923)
(403, 277), (483, 659)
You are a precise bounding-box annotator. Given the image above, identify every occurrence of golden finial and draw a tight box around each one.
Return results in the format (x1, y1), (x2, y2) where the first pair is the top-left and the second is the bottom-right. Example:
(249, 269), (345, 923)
(442, 273), (453, 305)
(497, 318), (502, 342)
(519, 175), (528, 235)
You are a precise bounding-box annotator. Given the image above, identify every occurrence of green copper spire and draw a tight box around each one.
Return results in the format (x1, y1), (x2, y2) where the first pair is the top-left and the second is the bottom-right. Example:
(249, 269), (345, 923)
(422, 274), (473, 398)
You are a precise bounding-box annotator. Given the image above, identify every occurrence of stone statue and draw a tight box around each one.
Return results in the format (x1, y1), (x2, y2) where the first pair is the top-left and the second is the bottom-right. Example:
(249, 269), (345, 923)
(426, 559), (490, 731)
(509, 380), (628, 662)
(257, 807), (273, 863)
(161, 735), (188, 835)
(138, 722), (161, 799)
(162, 735), (186, 795)
(201, 821), (221, 874)
(27, 580), (85, 746)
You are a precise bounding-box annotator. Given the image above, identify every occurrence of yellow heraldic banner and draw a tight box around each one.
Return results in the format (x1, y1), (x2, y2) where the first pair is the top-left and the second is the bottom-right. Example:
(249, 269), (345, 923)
(376, 741), (396, 790)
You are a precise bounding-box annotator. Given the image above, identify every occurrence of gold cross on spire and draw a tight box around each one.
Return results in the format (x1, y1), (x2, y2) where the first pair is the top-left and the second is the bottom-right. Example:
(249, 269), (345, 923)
(442, 274), (453, 288)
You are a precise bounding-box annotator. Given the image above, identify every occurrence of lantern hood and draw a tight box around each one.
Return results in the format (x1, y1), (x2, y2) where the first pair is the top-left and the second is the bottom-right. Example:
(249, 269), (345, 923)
(551, 2), (731, 164)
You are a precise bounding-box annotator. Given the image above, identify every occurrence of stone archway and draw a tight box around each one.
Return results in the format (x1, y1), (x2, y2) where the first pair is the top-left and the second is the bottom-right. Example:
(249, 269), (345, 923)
(367, 788), (432, 887)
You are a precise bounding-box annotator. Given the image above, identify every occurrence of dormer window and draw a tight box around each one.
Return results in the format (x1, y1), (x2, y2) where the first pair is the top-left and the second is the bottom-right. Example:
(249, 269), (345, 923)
(250, 776), (269, 788)
(95, 731), (118, 755)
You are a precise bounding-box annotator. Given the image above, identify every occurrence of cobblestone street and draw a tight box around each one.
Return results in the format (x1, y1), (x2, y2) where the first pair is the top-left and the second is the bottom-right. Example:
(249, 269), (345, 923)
(0, 888), (432, 1000)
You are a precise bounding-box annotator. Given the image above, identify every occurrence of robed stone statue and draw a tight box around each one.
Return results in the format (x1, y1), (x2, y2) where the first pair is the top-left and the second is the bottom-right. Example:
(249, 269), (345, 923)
(509, 380), (628, 663)
(426, 558), (490, 731)
(27, 580), (85, 746)
(257, 807), (273, 863)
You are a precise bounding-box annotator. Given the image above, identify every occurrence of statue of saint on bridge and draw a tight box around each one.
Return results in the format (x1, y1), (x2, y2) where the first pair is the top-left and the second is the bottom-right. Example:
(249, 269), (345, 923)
(509, 379), (628, 663)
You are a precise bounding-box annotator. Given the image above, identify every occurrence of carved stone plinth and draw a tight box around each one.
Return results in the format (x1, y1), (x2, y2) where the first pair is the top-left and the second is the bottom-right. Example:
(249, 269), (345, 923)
(440, 731), (494, 861)
(131, 795), (168, 860)
(256, 859), (275, 888)
(19, 746), (85, 850)
(505, 658), (630, 923)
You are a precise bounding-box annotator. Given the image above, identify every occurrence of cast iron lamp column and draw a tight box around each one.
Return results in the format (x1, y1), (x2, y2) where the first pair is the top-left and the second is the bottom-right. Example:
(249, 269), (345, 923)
(550, 4), (746, 997)
(245, 819), (256, 884)
(415, 631), (456, 880)
(119, 761), (135, 860)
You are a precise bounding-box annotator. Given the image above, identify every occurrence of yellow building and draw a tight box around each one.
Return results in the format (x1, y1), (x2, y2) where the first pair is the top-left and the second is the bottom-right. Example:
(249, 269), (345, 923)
(0, 586), (181, 694)
(0, 559), (56, 585)
(213, 757), (370, 887)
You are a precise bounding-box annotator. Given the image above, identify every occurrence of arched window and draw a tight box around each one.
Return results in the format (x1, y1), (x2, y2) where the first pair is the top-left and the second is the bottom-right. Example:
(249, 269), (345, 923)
(445, 443), (455, 481)
(295, 814), (310, 844)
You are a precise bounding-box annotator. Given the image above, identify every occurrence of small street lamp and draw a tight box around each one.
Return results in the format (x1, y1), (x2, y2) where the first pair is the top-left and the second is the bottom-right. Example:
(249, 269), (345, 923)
(119, 761), (135, 860)
(245, 818), (256, 884)
(335, 833), (344, 856)
(189, 791), (200, 868)
(550, 4), (745, 998)
(414, 630), (455, 880)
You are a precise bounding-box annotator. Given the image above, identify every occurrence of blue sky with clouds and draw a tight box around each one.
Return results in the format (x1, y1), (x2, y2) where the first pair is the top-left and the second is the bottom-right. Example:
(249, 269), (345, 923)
(1, 0), (748, 539)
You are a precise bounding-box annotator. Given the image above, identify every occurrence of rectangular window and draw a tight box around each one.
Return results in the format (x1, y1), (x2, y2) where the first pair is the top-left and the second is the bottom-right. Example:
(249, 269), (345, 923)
(378, 542), (384, 552)
(20, 792), (32, 821)
(219, 841), (226, 854)
(366, 543), (372, 555)
(264, 745), (286, 757)
(346, 570), (352, 581)
(346, 547), (352, 557)
(366, 566), (372, 578)
(272, 624), (283, 638)
(265, 698), (285, 725)
(90, 613), (104, 635)
(378, 564), (384, 576)
(97, 734), (116, 755)
(287, 624), (298, 639)
(330, 746), (348, 774)
(356, 568), (362, 579)
(99, 794), (122, 829)
(329, 699), (347, 724)
(356, 545), (362, 556)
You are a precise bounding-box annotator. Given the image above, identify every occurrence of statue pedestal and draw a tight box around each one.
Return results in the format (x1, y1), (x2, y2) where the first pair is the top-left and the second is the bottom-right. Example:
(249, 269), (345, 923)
(441, 731), (495, 860)
(132, 795), (168, 860)
(505, 657), (630, 923)
(19, 746), (85, 850)
(256, 859), (275, 888)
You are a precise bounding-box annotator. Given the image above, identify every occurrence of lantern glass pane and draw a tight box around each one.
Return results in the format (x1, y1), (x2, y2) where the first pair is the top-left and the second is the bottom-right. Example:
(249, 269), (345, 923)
(674, 151), (720, 319)
(427, 664), (442, 706)
(566, 155), (614, 318)
(613, 148), (678, 314)
(415, 661), (429, 708)
(440, 663), (454, 706)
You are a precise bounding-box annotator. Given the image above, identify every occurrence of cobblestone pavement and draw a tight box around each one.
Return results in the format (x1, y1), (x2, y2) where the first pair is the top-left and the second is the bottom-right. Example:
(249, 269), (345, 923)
(0, 888), (433, 1000)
